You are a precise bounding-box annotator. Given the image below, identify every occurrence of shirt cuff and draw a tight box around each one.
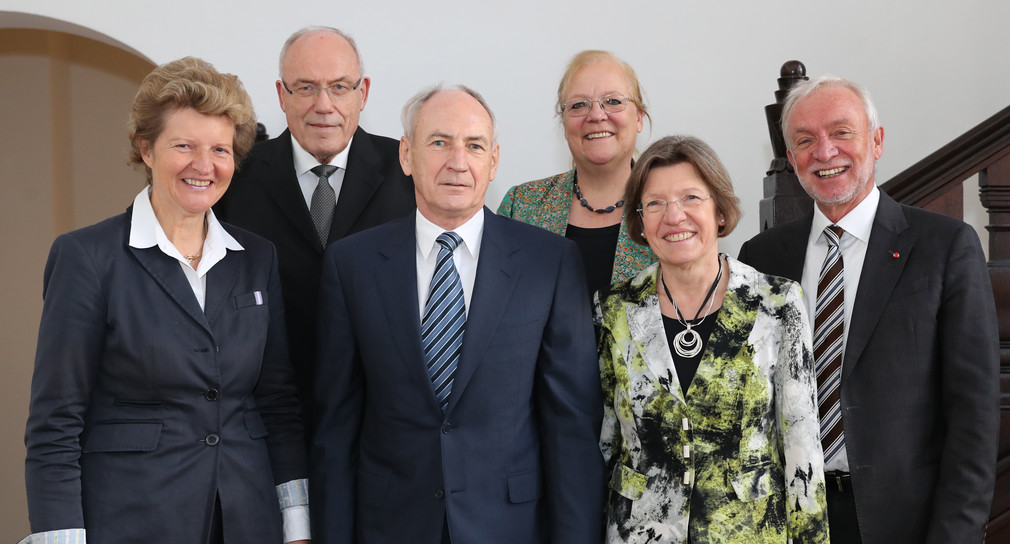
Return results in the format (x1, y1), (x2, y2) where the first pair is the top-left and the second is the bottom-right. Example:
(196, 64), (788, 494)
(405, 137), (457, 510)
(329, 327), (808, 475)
(19, 529), (87, 544)
(277, 478), (310, 542)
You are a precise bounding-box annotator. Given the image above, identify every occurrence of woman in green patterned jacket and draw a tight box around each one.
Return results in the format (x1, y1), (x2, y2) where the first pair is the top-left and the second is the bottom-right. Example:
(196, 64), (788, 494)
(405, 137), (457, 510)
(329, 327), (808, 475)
(596, 135), (828, 543)
(497, 50), (655, 300)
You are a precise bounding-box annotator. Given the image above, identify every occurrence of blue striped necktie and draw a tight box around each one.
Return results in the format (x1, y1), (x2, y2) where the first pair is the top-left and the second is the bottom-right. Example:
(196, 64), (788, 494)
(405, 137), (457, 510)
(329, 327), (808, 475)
(814, 225), (846, 464)
(422, 232), (466, 411)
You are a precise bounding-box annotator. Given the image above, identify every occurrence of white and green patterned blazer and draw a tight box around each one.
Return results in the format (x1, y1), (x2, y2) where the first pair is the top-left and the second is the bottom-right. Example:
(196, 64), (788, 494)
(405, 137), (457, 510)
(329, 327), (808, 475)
(595, 257), (829, 543)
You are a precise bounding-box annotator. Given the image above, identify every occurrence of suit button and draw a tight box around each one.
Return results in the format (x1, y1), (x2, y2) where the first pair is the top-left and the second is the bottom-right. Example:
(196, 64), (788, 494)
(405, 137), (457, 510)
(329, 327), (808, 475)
(205, 388), (220, 401)
(204, 434), (220, 446)
(441, 423), (453, 434)
(434, 488), (444, 499)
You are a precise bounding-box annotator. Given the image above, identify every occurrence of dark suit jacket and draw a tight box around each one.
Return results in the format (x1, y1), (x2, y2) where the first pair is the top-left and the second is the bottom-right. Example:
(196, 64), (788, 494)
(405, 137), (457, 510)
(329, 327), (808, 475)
(214, 127), (415, 428)
(24, 209), (306, 543)
(738, 192), (999, 544)
(311, 208), (606, 544)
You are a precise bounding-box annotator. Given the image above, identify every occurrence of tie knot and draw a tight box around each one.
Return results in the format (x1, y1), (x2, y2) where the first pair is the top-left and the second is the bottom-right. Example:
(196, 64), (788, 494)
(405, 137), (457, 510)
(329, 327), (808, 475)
(825, 225), (844, 246)
(311, 164), (339, 179)
(437, 231), (462, 252)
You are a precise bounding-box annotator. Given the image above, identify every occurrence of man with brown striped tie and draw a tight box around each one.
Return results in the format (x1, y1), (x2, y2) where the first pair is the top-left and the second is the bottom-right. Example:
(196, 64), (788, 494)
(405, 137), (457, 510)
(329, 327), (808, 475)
(739, 75), (998, 544)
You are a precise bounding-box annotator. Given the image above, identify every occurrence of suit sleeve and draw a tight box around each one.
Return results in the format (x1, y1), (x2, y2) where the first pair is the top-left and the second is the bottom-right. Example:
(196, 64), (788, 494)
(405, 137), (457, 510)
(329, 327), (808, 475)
(252, 245), (307, 485)
(536, 241), (606, 544)
(774, 282), (829, 543)
(24, 234), (107, 531)
(310, 245), (363, 543)
(925, 223), (999, 543)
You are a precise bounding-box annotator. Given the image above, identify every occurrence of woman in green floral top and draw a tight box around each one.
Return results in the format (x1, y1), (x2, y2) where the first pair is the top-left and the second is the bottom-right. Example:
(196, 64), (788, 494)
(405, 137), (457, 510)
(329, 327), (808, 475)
(596, 135), (828, 543)
(497, 50), (655, 299)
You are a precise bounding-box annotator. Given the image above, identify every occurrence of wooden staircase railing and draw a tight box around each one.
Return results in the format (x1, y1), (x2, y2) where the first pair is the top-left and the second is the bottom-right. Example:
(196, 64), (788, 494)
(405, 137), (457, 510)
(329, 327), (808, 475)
(759, 60), (1010, 542)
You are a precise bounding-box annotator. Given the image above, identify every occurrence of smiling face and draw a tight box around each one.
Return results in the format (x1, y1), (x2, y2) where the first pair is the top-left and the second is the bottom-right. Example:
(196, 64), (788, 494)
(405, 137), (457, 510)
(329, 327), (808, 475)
(400, 89), (499, 230)
(640, 162), (722, 271)
(277, 30), (370, 164)
(785, 85), (884, 221)
(562, 60), (643, 170)
(141, 107), (235, 220)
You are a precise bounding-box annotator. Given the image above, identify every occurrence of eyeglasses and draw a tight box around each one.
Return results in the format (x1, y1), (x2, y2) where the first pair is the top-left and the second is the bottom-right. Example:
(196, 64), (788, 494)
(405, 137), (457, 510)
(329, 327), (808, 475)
(637, 194), (713, 215)
(561, 94), (632, 117)
(281, 78), (363, 101)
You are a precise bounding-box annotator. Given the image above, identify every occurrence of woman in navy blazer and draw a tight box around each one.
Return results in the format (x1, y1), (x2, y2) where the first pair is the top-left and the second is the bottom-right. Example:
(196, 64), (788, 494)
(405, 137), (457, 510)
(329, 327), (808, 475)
(22, 58), (308, 544)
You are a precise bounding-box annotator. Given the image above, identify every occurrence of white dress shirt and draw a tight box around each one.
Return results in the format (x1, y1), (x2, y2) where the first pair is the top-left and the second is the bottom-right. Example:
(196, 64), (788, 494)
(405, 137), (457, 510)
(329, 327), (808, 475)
(801, 185), (880, 472)
(291, 133), (352, 209)
(415, 209), (484, 318)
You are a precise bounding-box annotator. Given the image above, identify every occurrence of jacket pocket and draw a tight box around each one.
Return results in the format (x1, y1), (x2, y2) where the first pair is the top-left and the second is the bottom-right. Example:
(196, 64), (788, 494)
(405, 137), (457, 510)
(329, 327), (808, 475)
(610, 463), (648, 501)
(730, 464), (773, 502)
(507, 468), (542, 503)
(244, 411), (269, 439)
(234, 290), (269, 309)
(357, 470), (389, 507)
(83, 419), (162, 453)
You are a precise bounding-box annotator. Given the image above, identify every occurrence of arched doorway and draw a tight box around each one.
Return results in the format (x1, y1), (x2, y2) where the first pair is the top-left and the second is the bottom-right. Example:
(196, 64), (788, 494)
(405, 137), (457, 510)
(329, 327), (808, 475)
(0, 18), (153, 539)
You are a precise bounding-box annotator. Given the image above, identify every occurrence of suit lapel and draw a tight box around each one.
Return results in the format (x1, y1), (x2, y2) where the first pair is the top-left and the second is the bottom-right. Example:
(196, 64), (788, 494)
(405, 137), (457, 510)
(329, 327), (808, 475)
(331, 128), (387, 240)
(446, 209), (521, 413)
(623, 269), (687, 404)
(843, 193), (910, 380)
(374, 218), (437, 410)
(777, 215), (814, 282)
(255, 131), (321, 251)
(129, 245), (211, 333)
(204, 250), (240, 328)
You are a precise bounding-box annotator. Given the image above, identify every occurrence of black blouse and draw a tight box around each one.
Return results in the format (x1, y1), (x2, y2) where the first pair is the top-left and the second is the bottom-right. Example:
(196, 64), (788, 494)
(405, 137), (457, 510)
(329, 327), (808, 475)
(565, 223), (620, 300)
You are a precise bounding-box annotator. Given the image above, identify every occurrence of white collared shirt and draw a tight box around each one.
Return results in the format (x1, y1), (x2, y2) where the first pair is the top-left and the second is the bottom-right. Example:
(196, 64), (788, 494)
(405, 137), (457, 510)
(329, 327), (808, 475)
(128, 187), (243, 310)
(801, 185), (880, 472)
(415, 210), (484, 319)
(291, 133), (352, 209)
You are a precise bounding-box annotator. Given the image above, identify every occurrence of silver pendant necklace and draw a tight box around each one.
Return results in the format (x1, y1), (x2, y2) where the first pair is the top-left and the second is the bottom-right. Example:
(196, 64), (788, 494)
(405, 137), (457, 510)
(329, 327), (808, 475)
(661, 254), (724, 359)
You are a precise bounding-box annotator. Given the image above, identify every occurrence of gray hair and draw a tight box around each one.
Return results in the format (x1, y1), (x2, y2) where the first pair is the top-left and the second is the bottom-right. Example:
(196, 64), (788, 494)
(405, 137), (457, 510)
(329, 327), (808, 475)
(278, 26), (365, 80)
(400, 83), (497, 143)
(780, 75), (880, 150)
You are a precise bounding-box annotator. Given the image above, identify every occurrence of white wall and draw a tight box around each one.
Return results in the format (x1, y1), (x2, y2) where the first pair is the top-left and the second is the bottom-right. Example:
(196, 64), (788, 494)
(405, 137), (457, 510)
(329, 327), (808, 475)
(3, 0), (1008, 252)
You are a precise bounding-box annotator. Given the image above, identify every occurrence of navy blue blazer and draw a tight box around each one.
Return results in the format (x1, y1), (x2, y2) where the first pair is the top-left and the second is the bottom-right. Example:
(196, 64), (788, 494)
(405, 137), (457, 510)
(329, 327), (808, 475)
(214, 127), (415, 432)
(24, 208), (306, 543)
(310, 208), (606, 544)
(738, 192), (999, 544)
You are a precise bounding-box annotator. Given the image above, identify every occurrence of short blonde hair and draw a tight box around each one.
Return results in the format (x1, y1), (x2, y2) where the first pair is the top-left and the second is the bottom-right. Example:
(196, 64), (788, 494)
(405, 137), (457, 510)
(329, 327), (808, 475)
(555, 49), (650, 127)
(624, 135), (741, 246)
(128, 56), (256, 182)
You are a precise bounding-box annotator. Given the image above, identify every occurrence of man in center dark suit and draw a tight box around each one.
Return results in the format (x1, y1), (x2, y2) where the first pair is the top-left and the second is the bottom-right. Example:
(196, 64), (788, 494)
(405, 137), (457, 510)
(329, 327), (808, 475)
(215, 27), (414, 426)
(310, 85), (606, 544)
(738, 75), (998, 543)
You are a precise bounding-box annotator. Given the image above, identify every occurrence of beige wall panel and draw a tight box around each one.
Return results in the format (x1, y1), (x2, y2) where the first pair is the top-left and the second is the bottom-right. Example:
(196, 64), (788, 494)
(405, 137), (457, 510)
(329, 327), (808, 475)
(0, 27), (150, 540)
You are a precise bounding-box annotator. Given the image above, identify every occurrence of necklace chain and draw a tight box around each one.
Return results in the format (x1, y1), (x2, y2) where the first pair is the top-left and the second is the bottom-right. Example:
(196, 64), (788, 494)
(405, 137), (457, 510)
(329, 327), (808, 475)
(661, 254), (724, 358)
(572, 171), (624, 214)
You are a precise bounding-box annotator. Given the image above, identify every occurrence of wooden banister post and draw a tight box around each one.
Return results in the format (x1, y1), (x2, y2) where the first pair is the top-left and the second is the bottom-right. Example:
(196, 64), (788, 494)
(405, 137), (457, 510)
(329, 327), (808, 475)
(759, 60), (812, 231)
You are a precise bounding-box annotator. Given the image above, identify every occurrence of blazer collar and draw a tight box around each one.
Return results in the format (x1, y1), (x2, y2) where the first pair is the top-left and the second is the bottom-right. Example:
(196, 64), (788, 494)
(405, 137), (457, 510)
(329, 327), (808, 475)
(445, 208), (521, 413)
(843, 192), (910, 378)
(330, 127), (389, 240)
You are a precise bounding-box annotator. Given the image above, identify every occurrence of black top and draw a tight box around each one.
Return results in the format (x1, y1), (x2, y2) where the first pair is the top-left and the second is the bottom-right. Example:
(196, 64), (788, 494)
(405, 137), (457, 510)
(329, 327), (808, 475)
(662, 309), (720, 394)
(565, 223), (620, 300)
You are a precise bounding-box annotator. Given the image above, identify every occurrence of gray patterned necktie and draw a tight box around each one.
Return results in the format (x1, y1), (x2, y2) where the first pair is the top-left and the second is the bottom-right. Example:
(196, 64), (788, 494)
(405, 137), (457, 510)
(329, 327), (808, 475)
(309, 164), (338, 247)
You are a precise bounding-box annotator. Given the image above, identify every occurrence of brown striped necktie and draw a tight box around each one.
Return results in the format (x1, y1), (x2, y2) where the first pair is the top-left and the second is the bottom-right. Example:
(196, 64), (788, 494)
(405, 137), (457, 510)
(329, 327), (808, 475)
(814, 225), (845, 464)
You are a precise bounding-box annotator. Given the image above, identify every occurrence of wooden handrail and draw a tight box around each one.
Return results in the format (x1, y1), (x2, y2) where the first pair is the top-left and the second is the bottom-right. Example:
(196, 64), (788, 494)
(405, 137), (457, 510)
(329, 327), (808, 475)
(881, 105), (1010, 205)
